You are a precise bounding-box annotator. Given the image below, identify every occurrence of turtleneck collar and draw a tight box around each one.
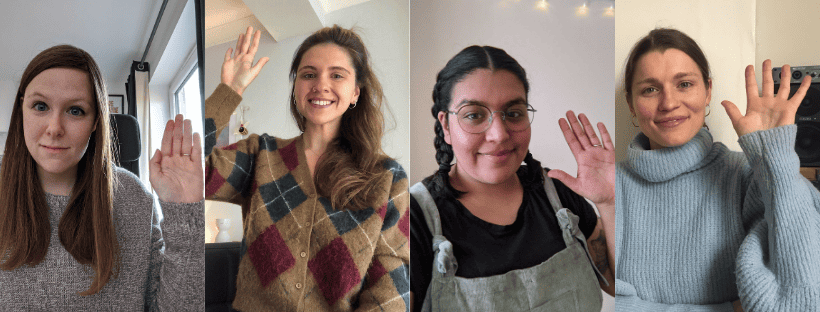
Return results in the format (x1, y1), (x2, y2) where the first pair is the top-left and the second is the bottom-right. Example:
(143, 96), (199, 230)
(624, 128), (721, 182)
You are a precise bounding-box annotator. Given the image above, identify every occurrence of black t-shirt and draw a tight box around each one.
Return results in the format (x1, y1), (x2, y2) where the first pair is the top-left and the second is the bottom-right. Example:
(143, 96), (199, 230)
(409, 167), (598, 311)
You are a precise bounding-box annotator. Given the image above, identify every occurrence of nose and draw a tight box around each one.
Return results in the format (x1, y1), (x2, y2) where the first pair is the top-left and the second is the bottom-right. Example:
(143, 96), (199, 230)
(658, 87), (681, 112)
(45, 113), (65, 137)
(485, 111), (511, 142)
(313, 75), (330, 93)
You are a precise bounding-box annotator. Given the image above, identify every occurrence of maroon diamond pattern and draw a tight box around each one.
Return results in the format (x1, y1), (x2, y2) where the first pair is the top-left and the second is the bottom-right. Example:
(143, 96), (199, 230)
(205, 166), (226, 197)
(366, 258), (387, 287)
(248, 225), (295, 287)
(308, 237), (359, 304)
(398, 209), (410, 238)
(280, 141), (299, 171)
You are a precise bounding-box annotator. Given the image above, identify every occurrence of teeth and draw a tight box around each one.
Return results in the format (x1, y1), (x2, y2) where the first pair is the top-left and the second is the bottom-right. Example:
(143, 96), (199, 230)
(311, 100), (332, 106)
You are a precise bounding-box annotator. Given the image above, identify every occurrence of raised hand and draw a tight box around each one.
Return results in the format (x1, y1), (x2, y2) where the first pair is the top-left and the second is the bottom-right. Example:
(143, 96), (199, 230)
(721, 60), (812, 137)
(222, 26), (270, 96)
(547, 111), (615, 207)
(149, 114), (204, 203)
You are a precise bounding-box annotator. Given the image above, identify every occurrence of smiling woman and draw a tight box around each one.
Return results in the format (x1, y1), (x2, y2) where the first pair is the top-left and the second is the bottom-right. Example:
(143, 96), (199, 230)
(0, 45), (205, 311)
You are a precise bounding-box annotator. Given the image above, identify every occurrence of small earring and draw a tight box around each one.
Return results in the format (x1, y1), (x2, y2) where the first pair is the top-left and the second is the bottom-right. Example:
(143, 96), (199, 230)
(705, 104), (711, 117)
(631, 114), (639, 127)
(349, 102), (357, 109)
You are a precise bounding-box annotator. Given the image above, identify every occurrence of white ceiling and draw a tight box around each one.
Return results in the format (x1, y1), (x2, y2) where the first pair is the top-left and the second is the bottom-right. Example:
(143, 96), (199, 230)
(205, 0), (371, 48)
(0, 0), (161, 87)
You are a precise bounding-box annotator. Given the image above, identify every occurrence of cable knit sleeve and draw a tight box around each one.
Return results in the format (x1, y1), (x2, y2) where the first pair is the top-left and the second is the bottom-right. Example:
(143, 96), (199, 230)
(144, 198), (205, 311)
(354, 160), (411, 312)
(203, 83), (260, 206)
(735, 124), (820, 311)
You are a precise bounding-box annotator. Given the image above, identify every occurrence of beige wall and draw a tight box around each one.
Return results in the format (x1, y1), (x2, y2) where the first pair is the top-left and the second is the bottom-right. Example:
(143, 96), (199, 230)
(615, 0), (820, 161)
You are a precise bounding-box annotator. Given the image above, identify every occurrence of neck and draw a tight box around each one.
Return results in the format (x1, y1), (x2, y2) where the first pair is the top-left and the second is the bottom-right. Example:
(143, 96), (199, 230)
(303, 122), (341, 153)
(38, 166), (78, 196)
(449, 163), (522, 197)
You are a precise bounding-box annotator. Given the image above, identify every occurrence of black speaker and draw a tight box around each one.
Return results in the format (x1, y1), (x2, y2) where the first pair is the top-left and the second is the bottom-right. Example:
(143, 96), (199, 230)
(774, 65), (820, 167)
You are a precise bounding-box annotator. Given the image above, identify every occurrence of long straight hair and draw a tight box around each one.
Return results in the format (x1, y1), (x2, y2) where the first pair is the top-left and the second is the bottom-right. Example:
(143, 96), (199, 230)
(289, 25), (390, 211)
(0, 45), (119, 296)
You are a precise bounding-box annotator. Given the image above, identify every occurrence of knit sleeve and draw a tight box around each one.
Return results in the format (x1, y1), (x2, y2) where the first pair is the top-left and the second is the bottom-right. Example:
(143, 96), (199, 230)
(355, 160), (410, 312)
(615, 279), (734, 311)
(144, 199), (205, 311)
(734, 124), (820, 311)
(204, 83), (259, 206)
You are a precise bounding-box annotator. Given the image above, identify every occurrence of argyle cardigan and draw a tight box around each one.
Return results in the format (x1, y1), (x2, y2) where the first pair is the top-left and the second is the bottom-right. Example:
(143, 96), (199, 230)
(204, 83), (410, 311)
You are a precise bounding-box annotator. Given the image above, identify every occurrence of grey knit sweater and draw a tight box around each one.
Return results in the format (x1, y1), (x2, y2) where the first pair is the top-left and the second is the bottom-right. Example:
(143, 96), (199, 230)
(0, 166), (204, 311)
(615, 125), (820, 311)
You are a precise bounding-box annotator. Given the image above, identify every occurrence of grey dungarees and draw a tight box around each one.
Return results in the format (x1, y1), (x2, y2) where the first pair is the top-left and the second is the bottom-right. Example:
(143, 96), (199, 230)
(411, 175), (606, 312)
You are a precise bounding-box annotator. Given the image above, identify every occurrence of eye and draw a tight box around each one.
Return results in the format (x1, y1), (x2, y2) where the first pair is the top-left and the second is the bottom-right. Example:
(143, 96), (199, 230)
(641, 86), (658, 95)
(679, 81), (693, 88)
(33, 102), (48, 111)
(331, 73), (344, 79)
(301, 73), (316, 79)
(68, 107), (86, 116)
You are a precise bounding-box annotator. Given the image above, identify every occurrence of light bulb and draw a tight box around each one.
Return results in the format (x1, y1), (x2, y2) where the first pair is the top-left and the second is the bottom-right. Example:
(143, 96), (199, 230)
(576, 3), (589, 16)
(535, 0), (549, 12)
(603, 5), (614, 17)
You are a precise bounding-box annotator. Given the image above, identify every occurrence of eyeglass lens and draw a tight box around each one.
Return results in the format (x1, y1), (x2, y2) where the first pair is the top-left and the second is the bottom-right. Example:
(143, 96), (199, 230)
(456, 104), (534, 133)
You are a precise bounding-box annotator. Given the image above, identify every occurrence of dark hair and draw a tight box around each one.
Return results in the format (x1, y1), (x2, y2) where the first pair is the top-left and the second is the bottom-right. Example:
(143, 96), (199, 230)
(288, 25), (390, 211)
(425, 45), (542, 199)
(624, 28), (711, 104)
(0, 45), (118, 296)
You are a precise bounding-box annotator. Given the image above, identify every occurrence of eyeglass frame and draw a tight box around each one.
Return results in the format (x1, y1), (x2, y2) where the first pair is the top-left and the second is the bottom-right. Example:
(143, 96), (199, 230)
(447, 103), (537, 134)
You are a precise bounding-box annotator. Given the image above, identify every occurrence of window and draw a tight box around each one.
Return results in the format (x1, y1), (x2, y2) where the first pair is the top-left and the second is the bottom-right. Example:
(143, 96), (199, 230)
(174, 65), (203, 140)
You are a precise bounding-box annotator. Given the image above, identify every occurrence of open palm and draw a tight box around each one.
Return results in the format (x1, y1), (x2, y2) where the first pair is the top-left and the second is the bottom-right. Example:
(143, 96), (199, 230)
(222, 26), (269, 96)
(722, 60), (812, 137)
(547, 111), (615, 206)
(149, 114), (204, 203)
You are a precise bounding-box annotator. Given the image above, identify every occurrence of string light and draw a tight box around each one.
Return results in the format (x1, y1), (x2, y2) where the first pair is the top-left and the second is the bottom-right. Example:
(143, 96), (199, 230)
(535, 0), (549, 12)
(603, 4), (614, 16)
(576, 2), (589, 16)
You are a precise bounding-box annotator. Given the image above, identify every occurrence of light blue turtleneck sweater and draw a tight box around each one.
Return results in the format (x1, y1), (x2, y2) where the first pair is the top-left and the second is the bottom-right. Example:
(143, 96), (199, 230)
(615, 125), (820, 312)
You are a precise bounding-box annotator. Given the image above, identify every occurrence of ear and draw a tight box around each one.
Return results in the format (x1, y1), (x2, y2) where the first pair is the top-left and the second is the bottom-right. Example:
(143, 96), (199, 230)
(626, 93), (635, 116)
(705, 79), (712, 105)
(351, 85), (360, 106)
(437, 111), (452, 145)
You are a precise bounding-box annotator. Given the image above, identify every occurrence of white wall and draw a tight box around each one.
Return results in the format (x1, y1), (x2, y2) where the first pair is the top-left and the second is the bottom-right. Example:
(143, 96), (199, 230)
(410, 0), (614, 310)
(203, 0), (409, 243)
(410, 0), (615, 186)
(615, 0), (819, 161)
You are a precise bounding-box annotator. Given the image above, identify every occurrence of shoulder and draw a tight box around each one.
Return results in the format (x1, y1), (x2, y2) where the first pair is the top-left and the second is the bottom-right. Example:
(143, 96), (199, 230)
(111, 166), (155, 213)
(708, 142), (751, 176)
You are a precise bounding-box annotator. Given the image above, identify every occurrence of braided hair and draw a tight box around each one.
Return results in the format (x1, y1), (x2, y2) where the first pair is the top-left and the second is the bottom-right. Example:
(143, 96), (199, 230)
(424, 46), (543, 200)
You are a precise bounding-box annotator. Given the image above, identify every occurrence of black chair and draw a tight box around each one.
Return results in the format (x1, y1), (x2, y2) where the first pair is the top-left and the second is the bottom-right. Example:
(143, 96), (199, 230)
(206, 242), (242, 312)
(110, 114), (141, 176)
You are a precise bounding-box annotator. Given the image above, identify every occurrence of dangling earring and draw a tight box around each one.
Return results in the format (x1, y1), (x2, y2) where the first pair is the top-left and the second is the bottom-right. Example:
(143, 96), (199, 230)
(631, 114), (639, 127)
(349, 101), (357, 109)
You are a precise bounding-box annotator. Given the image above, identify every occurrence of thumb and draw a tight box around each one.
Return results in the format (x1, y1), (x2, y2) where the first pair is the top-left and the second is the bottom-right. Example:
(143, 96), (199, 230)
(721, 100), (743, 125)
(253, 57), (270, 73)
(149, 149), (162, 180)
(547, 169), (579, 193)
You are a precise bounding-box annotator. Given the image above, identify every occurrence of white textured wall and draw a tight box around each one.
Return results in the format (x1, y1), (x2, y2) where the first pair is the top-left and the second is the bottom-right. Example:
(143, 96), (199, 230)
(203, 0), (409, 243)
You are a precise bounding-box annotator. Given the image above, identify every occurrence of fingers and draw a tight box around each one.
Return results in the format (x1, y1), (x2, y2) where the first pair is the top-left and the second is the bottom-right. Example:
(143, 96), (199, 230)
(547, 169), (580, 193)
(790, 74), (812, 104)
(721, 100), (743, 125)
(578, 113), (601, 147)
(235, 33), (243, 58)
(762, 59), (773, 97)
(172, 114), (183, 156)
(566, 110), (593, 148)
(160, 119), (174, 156)
(744, 65), (759, 102)
(192, 132), (203, 164)
(777, 64), (791, 98)
(182, 118), (193, 157)
(241, 26), (253, 55)
(248, 28), (262, 55)
(557, 117), (582, 157)
(254, 57), (270, 73)
(597, 122), (614, 150)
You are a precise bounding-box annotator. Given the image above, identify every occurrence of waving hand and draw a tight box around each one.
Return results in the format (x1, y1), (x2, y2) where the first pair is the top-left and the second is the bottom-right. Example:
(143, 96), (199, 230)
(222, 26), (270, 96)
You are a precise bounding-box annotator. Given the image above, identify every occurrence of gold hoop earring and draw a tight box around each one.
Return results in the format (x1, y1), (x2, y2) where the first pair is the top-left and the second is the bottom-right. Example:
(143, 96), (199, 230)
(631, 114), (639, 127)
(705, 104), (710, 117)
(349, 102), (357, 109)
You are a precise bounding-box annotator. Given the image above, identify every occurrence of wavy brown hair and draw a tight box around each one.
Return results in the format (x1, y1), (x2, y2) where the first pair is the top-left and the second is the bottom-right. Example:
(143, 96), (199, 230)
(0, 45), (119, 296)
(289, 25), (390, 211)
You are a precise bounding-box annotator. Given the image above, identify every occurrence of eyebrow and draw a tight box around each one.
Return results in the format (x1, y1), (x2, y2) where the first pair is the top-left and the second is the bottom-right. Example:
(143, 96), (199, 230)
(297, 65), (352, 75)
(454, 97), (527, 109)
(635, 72), (699, 85)
(25, 91), (92, 107)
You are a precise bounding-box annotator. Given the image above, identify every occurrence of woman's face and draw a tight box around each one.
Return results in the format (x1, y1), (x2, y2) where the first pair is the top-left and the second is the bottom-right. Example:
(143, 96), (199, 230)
(437, 69), (530, 186)
(629, 48), (711, 149)
(294, 43), (360, 131)
(22, 67), (97, 181)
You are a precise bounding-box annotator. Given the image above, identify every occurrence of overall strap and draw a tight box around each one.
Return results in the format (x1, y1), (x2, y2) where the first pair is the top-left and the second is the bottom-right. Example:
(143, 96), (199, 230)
(541, 171), (609, 287)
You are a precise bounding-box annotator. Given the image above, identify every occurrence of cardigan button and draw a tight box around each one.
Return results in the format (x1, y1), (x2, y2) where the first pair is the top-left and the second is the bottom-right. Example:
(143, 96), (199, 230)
(296, 283), (303, 289)
(300, 251), (307, 258)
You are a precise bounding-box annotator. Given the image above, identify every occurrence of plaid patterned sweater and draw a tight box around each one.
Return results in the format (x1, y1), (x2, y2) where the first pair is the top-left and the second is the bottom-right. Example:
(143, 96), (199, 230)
(204, 83), (410, 311)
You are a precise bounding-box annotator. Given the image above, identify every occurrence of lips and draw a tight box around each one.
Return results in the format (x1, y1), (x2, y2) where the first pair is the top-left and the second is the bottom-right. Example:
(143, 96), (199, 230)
(654, 116), (688, 128)
(41, 145), (69, 152)
(309, 98), (335, 106)
(480, 149), (514, 157)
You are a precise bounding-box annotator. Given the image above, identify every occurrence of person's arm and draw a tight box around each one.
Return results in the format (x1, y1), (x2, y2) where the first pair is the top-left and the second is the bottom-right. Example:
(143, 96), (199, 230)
(204, 26), (269, 205)
(721, 61), (820, 311)
(548, 111), (616, 294)
(145, 115), (206, 311)
(354, 161), (410, 312)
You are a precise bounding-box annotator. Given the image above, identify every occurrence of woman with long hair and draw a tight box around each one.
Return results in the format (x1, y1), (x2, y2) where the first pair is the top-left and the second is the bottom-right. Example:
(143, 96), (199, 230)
(0, 45), (204, 310)
(616, 28), (820, 311)
(409, 45), (615, 311)
(204, 26), (409, 311)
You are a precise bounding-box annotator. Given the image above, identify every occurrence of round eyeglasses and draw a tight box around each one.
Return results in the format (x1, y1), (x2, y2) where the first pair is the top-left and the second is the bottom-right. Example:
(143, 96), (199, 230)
(448, 103), (536, 134)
